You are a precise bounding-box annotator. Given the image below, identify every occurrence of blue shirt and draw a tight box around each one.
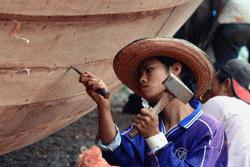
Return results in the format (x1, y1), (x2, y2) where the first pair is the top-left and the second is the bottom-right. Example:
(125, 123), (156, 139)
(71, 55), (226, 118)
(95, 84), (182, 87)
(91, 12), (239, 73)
(98, 100), (228, 167)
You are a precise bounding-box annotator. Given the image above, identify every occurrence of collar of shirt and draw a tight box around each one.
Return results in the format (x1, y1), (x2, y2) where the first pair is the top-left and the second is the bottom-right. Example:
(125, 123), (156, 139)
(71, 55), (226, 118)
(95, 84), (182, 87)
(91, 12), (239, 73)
(159, 99), (202, 136)
(179, 99), (202, 129)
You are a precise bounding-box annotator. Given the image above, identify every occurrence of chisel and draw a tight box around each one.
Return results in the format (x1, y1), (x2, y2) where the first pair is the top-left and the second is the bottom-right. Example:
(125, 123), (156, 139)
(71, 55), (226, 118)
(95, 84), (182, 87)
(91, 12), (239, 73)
(71, 66), (110, 98)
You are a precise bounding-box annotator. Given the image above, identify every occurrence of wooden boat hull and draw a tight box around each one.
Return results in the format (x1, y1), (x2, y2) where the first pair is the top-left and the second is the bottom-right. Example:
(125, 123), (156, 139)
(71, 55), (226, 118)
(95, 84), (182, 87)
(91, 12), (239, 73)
(0, 0), (201, 155)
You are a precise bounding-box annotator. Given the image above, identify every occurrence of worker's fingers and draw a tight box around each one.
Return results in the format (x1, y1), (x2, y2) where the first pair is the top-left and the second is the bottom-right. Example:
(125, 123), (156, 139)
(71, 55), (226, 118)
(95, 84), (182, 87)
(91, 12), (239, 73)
(133, 119), (146, 127)
(80, 76), (101, 87)
(133, 115), (146, 124)
(79, 73), (89, 84)
(134, 114), (151, 123)
(132, 120), (147, 130)
(86, 79), (99, 86)
(84, 77), (105, 87)
(140, 108), (154, 117)
(83, 71), (97, 79)
(132, 123), (142, 131)
(132, 116), (159, 138)
(80, 79), (92, 88)
(92, 84), (107, 91)
(79, 74), (108, 95)
(132, 122), (153, 135)
(85, 81), (101, 91)
(85, 81), (109, 98)
(79, 72), (98, 83)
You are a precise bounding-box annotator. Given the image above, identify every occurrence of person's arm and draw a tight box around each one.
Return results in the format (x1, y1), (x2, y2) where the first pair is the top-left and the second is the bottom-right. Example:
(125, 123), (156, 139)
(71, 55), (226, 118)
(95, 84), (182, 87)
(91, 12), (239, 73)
(97, 102), (116, 144)
(79, 72), (116, 144)
(100, 107), (163, 166)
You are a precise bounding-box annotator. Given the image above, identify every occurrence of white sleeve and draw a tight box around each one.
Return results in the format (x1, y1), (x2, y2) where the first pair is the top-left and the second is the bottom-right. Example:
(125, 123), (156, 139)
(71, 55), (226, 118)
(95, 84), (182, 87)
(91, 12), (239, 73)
(145, 132), (168, 154)
(96, 124), (121, 152)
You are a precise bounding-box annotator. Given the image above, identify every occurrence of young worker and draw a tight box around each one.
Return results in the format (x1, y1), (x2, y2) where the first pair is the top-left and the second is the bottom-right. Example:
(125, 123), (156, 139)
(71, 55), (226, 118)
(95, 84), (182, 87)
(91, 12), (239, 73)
(79, 38), (228, 166)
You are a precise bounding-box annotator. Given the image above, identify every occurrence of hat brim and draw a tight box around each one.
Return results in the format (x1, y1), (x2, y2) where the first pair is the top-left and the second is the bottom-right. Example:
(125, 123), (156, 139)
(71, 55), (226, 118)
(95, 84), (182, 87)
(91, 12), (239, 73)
(232, 79), (250, 104)
(113, 38), (214, 98)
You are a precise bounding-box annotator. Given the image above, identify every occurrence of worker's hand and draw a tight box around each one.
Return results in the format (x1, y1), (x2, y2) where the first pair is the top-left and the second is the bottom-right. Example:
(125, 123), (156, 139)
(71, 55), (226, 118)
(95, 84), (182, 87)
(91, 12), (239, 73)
(132, 108), (160, 138)
(79, 72), (110, 108)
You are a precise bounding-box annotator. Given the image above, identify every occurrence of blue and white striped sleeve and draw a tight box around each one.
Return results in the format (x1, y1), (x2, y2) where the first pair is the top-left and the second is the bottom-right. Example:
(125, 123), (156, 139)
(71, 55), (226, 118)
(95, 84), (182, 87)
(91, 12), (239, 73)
(96, 124), (121, 151)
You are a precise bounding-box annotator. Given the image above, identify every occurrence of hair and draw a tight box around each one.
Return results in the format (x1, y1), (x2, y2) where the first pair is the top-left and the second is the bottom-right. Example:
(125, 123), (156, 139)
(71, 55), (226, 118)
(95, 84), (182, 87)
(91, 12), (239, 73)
(155, 56), (197, 93)
(216, 69), (230, 84)
(216, 69), (237, 97)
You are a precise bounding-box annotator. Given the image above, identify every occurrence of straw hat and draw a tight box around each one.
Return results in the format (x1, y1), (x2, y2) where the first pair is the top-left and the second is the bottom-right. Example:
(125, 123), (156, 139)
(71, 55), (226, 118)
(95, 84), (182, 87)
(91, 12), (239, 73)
(113, 38), (214, 98)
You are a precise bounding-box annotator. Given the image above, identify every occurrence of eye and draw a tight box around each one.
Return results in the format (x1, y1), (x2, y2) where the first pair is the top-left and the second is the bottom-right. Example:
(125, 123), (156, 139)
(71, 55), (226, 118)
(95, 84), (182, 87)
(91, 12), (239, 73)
(145, 67), (154, 73)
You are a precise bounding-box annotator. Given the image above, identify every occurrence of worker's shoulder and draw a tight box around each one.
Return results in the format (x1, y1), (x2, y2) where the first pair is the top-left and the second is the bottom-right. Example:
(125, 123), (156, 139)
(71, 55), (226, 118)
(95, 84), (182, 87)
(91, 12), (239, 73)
(192, 113), (225, 137)
(207, 96), (235, 103)
(184, 113), (225, 148)
(206, 96), (249, 110)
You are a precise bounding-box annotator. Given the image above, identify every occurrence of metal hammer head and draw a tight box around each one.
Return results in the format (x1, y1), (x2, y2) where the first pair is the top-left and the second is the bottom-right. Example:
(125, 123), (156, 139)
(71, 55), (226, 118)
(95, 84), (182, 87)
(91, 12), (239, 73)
(162, 73), (194, 104)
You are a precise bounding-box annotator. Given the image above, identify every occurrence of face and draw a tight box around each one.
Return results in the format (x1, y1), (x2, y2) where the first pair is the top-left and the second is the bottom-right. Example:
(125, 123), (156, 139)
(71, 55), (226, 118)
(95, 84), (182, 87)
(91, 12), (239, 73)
(138, 58), (169, 103)
(202, 75), (227, 102)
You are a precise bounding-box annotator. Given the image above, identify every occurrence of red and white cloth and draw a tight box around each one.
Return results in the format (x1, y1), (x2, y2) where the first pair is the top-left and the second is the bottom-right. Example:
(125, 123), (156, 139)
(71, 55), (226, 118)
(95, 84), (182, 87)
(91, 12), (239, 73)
(77, 145), (118, 167)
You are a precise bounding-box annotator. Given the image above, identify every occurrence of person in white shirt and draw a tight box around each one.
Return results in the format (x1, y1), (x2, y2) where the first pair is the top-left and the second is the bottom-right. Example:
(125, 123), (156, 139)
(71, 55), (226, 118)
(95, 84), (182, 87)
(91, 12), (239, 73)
(202, 58), (250, 167)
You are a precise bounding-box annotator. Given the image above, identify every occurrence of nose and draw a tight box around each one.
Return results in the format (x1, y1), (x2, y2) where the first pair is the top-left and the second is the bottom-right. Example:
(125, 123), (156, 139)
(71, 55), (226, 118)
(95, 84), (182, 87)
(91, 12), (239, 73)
(139, 73), (147, 85)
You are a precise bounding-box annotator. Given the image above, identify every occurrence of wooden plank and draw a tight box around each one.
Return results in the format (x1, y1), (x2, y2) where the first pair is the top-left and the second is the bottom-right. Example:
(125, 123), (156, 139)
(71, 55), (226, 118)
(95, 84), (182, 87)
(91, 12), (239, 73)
(0, 59), (121, 106)
(0, 0), (193, 16)
(0, 95), (97, 155)
(156, 0), (202, 37)
(0, 9), (171, 68)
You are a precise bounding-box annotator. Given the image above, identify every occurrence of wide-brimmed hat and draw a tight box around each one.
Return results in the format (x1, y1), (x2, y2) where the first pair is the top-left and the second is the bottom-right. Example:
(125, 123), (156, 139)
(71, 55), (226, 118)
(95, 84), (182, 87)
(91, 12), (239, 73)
(219, 59), (250, 104)
(113, 38), (214, 98)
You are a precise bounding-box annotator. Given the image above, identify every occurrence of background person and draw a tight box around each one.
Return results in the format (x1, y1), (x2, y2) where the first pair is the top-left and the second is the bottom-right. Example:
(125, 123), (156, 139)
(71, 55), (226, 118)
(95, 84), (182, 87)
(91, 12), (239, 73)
(202, 58), (250, 167)
(211, 0), (250, 70)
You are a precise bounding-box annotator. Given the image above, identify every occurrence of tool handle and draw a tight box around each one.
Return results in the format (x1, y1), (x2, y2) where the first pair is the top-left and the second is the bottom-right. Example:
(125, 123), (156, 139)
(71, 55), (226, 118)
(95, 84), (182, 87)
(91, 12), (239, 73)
(71, 66), (110, 98)
(128, 93), (167, 138)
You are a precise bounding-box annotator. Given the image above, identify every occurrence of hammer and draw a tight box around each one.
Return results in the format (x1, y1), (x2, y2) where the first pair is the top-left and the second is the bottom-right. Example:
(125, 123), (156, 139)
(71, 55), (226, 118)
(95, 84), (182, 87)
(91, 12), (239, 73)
(71, 66), (110, 98)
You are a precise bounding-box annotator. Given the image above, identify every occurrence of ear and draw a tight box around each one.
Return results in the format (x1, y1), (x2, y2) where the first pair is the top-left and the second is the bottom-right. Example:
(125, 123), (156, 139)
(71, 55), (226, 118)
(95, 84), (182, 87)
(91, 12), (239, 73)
(223, 78), (234, 96)
(169, 62), (182, 76)
(224, 78), (231, 90)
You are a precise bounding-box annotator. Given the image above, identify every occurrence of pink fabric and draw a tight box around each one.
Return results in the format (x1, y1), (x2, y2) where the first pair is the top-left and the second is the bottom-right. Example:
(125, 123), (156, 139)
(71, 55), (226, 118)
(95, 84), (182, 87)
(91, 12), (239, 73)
(77, 145), (118, 167)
